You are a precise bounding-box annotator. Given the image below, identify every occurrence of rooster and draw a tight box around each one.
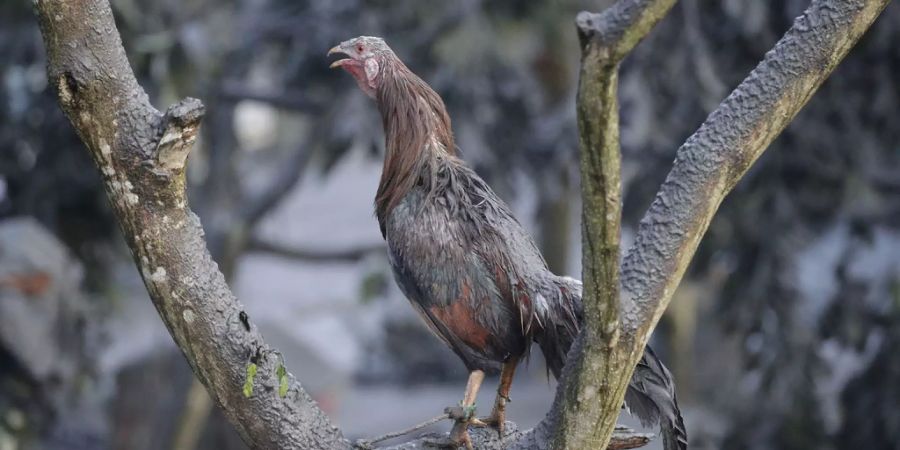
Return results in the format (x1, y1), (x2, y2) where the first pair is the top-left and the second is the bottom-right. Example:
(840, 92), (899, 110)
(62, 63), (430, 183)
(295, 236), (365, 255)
(330, 36), (686, 450)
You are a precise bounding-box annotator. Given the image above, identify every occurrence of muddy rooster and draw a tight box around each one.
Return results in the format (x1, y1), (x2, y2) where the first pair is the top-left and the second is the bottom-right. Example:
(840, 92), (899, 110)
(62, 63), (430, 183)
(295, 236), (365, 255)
(330, 36), (686, 450)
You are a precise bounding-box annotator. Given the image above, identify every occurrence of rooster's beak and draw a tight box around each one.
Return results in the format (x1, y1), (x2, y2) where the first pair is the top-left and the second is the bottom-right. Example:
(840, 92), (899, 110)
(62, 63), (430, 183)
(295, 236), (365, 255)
(328, 45), (349, 69)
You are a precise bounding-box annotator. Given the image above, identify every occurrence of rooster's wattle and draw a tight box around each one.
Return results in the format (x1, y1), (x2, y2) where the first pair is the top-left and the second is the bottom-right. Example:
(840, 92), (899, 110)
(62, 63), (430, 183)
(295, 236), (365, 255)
(330, 36), (686, 450)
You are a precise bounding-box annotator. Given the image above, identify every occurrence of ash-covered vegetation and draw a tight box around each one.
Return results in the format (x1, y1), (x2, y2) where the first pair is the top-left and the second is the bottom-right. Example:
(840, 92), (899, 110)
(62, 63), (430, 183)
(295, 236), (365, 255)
(1, 0), (897, 449)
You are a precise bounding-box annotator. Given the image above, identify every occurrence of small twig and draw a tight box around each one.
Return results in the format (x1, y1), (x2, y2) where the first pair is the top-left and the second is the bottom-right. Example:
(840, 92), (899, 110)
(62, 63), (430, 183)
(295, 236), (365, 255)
(247, 237), (384, 263)
(682, 0), (727, 107)
(238, 109), (337, 227)
(219, 81), (324, 112)
(354, 413), (450, 449)
(240, 142), (315, 226)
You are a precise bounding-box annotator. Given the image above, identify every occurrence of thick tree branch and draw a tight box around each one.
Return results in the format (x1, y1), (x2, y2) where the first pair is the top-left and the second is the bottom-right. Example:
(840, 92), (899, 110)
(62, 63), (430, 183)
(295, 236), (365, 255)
(551, 1), (676, 449)
(33, 1), (350, 448)
(539, 1), (887, 450)
(370, 423), (652, 450)
(604, 1), (889, 448)
(620, 0), (890, 342)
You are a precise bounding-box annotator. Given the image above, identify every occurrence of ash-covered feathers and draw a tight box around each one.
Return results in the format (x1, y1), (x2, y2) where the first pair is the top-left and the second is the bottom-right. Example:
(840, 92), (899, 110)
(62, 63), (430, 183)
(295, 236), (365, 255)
(382, 154), (562, 371)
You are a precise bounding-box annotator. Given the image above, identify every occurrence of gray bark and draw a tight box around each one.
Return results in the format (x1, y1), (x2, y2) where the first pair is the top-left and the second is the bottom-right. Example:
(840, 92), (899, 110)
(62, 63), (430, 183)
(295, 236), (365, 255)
(552, 1), (678, 448)
(620, 0), (891, 340)
(542, 0), (889, 448)
(33, 0), (349, 448)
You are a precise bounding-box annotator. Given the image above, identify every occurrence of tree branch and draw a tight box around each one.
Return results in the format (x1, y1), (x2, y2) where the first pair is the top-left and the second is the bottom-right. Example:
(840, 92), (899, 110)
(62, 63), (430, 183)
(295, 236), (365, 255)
(606, 0), (889, 447)
(219, 81), (325, 112)
(247, 237), (384, 263)
(535, 1), (887, 449)
(371, 423), (652, 450)
(240, 141), (316, 226)
(620, 0), (890, 341)
(552, 1), (676, 448)
(33, 1), (350, 448)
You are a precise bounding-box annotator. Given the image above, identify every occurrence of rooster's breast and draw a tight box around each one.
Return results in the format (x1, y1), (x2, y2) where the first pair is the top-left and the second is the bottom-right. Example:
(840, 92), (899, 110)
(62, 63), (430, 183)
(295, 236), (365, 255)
(382, 187), (528, 372)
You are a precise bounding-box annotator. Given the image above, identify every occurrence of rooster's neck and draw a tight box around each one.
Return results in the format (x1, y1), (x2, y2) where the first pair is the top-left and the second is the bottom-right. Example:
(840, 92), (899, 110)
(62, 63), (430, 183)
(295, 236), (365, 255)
(373, 60), (456, 225)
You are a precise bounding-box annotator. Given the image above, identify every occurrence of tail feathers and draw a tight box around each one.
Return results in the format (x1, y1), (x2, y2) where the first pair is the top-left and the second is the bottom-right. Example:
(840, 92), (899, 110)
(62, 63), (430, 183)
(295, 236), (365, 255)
(625, 346), (688, 450)
(532, 276), (583, 379)
(533, 277), (687, 450)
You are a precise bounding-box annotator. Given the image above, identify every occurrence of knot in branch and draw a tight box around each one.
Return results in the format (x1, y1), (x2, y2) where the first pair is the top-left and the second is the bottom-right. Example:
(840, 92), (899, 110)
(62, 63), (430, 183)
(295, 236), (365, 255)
(154, 97), (205, 173)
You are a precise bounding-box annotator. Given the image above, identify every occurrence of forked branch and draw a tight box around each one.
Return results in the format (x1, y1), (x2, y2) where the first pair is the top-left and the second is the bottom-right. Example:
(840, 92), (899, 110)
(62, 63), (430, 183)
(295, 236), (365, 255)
(542, 0), (888, 449)
(553, 1), (677, 449)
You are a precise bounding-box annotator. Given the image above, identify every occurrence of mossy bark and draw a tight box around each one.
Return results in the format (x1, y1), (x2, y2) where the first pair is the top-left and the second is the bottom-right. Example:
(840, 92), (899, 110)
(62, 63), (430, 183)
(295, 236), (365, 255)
(552, 1), (677, 448)
(552, 0), (889, 449)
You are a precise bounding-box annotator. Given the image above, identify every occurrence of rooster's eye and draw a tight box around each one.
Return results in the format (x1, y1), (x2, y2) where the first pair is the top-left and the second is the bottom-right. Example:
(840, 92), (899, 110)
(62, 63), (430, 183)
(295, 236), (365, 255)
(357, 44), (364, 53)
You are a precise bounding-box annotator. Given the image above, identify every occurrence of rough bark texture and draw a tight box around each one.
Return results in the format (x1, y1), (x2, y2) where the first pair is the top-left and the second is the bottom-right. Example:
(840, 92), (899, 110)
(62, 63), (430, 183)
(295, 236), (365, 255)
(362, 424), (652, 450)
(608, 0), (888, 447)
(33, 1), (349, 449)
(620, 0), (891, 340)
(553, 1), (677, 449)
(544, 0), (887, 449)
(32, 0), (889, 448)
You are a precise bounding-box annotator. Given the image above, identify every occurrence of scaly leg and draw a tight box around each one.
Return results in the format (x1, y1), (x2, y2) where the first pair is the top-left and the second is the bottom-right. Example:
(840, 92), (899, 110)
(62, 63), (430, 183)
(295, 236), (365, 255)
(463, 369), (485, 405)
(429, 370), (484, 449)
(472, 356), (519, 436)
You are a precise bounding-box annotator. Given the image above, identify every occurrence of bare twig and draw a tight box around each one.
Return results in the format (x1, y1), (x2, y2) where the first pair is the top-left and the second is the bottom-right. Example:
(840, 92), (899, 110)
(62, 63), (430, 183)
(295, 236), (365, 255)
(219, 81), (325, 112)
(682, 0), (728, 107)
(171, 379), (214, 450)
(354, 413), (450, 449)
(240, 142), (316, 226)
(538, 1), (888, 449)
(247, 237), (384, 263)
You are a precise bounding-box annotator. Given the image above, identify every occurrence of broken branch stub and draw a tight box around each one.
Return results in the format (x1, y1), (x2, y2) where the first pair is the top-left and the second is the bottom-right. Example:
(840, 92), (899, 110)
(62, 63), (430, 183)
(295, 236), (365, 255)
(155, 97), (205, 174)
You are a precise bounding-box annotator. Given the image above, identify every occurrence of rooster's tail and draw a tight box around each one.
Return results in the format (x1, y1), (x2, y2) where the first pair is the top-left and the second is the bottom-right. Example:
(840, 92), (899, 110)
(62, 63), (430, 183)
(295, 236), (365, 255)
(533, 276), (687, 450)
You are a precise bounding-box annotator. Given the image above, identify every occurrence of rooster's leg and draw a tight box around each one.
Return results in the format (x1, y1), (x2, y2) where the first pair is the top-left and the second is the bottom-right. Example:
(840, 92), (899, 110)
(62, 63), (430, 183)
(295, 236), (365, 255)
(450, 370), (484, 449)
(472, 356), (518, 436)
(462, 369), (485, 405)
(429, 370), (484, 450)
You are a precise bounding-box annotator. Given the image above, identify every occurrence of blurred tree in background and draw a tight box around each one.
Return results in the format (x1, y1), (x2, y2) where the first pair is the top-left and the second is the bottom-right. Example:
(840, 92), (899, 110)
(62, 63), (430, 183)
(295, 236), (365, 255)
(1, 0), (897, 449)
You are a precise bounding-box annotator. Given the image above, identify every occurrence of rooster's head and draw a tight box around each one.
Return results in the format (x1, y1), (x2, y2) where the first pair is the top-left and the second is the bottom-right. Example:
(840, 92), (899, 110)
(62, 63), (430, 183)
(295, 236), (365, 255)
(329, 36), (393, 98)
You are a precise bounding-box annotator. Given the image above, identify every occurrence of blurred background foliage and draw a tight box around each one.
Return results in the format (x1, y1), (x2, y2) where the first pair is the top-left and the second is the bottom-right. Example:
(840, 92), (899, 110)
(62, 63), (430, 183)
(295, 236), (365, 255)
(1, 0), (898, 449)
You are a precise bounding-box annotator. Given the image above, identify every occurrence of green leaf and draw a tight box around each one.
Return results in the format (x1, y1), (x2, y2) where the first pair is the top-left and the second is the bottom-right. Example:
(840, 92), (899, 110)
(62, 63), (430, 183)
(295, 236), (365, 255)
(243, 363), (258, 398)
(276, 364), (288, 398)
